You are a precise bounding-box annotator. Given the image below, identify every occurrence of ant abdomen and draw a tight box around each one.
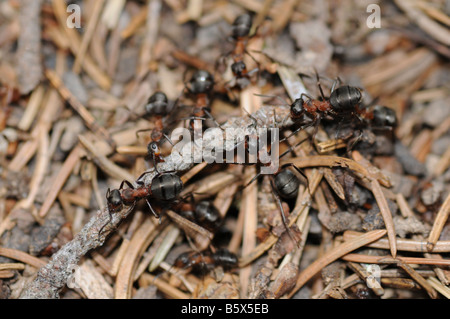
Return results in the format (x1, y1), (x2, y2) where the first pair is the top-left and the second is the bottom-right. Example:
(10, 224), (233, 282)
(194, 201), (222, 232)
(232, 14), (252, 39)
(188, 70), (215, 95)
(372, 105), (397, 128)
(273, 169), (300, 199)
(145, 91), (170, 117)
(211, 249), (238, 270)
(150, 173), (184, 201)
(329, 85), (362, 112)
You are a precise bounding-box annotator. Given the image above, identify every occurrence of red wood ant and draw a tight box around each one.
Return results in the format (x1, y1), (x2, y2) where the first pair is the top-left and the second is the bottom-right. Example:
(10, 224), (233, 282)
(136, 91), (178, 173)
(173, 248), (238, 274)
(175, 200), (223, 234)
(99, 172), (184, 238)
(286, 74), (397, 152)
(183, 69), (222, 130)
(226, 13), (259, 89)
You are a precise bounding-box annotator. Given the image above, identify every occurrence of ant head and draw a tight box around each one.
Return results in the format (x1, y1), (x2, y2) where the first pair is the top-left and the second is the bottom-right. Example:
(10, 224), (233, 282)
(290, 98), (305, 119)
(231, 61), (247, 77)
(188, 70), (214, 94)
(373, 105), (397, 128)
(147, 141), (161, 156)
(145, 91), (169, 116)
(107, 189), (123, 207)
(232, 13), (252, 39)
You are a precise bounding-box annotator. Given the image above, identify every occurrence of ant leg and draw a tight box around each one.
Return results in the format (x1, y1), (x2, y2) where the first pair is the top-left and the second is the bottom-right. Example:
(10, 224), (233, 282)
(279, 134), (310, 159)
(299, 93), (314, 102)
(135, 128), (153, 139)
(119, 179), (135, 190)
(243, 171), (261, 188)
(269, 177), (299, 247)
(203, 109), (224, 131)
(98, 189), (113, 239)
(145, 198), (161, 222)
(254, 93), (289, 107)
(330, 77), (343, 93)
(314, 69), (326, 100)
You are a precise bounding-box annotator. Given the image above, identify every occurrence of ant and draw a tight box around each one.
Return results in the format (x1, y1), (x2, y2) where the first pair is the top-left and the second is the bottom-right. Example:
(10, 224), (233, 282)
(136, 91), (178, 173)
(234, 117), (306, 245)
(224, 13), (259, 90)
(175, 199), (223, 234)
(286, 73), (397, 153)
(173, 248), (238, 274)
(99, 172), (184, 239)
(182, 70), (222, 130)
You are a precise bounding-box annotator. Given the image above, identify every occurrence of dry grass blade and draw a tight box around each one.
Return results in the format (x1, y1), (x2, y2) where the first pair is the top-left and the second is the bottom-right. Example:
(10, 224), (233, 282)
(0, 248), (46, 269)
(370, 179), (397, 258)
(342, 254), (450, 266)
(396, 261), (437, 299)
(38, 144), (84, 218)
(46, 69), (116, 147)
(115, 218), (157, 299)
(427, 277), (450, 299)
(287, 230), (387, 298)
(427, 192), (450, 252)
(343, 231), (450, 253)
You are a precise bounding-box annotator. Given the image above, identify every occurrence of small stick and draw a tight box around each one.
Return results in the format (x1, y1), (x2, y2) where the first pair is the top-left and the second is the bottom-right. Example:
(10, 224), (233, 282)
(46, 69), (116, 148)
(343, 231), (450, 253)
(347, 262), (384, 296)
(139, 273), (190, 299)
(120, 5), (148, 39)
(341, 254), (450, 266)
(115, 218), (158, 299)
(427, 192), (450, 251)
(396, 261), (437, 299)
(0, 248), (46, 269)
(370, 179), (397, 258)
(52, 0), (111, 90)
(0, 263), (26, 271)
(78, 135), (135, 182)
(287, 230), (387, 298)
(38, 144), (84, 218)
(17, 85), (45, 131)
(427, 277), (450, 299)
(72, 0), (105, 74)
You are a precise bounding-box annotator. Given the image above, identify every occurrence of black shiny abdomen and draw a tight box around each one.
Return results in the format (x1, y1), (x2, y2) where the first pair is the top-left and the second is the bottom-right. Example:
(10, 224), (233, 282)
(212, 249), (238, 270)
(145, 91), (169, 116)
(189, 70), (214, 94)
(329, 86), (361, 112)
(150, 173), (183, 201)
(372, 105), (397, 128)
(194, 201), (222, 232)
(232, 14), (252, 39)
(274, 169), (300, 199)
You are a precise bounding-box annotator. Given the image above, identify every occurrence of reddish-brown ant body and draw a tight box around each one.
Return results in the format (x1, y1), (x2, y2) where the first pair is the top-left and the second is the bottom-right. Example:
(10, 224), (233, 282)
(103, 173), (183, 224)
(137, 91), (177, 173)
(219, 13), (259, 91)
(173, 248), (238, 273)
(184, 70), (220, 128)
(176, 200), (223, 233)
